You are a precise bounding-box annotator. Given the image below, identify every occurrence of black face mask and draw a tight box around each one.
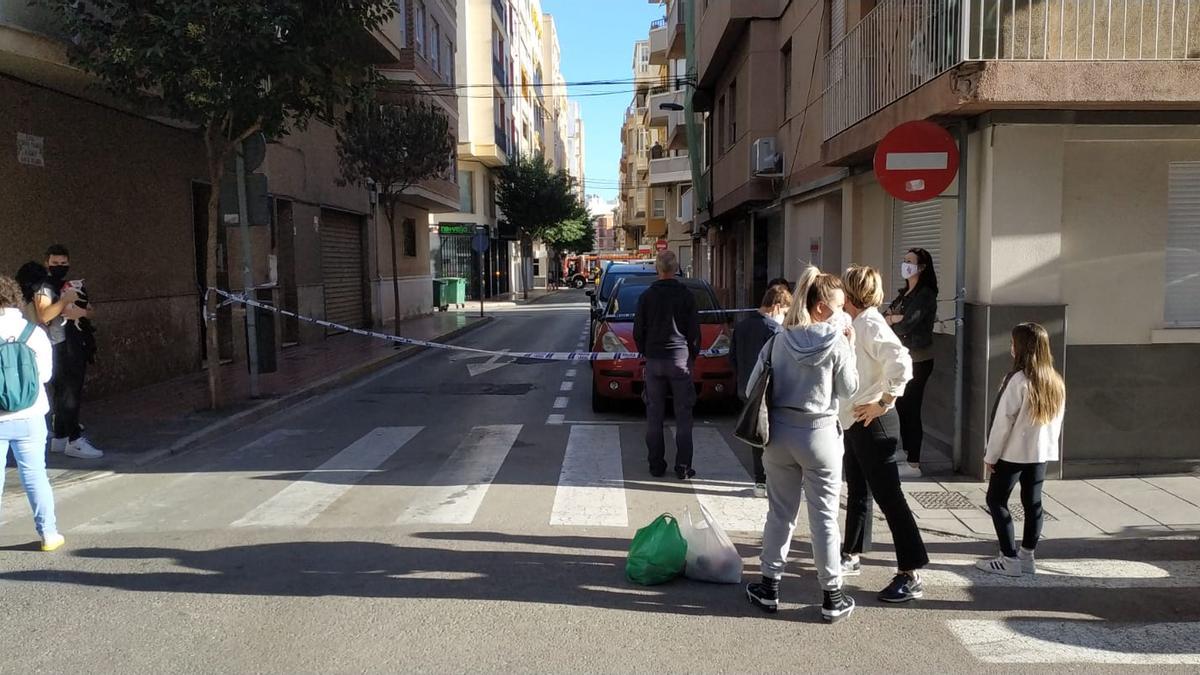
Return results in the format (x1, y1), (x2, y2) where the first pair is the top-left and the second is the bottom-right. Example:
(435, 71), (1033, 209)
(48, 265), (69, 282)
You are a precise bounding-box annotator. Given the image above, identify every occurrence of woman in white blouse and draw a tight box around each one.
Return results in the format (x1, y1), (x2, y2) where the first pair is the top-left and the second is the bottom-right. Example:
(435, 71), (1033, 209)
(977, 322), (1065, 577)
(838, 265), (929, 604)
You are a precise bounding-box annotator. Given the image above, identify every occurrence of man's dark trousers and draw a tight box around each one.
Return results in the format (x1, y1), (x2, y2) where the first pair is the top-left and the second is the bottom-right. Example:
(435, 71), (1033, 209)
(643, 355), (696, 473)
(50, 337), (88, 441)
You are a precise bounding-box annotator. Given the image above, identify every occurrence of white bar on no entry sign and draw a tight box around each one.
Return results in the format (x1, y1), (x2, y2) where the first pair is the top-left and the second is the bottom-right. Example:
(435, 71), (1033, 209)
(886, 152), (948, 171)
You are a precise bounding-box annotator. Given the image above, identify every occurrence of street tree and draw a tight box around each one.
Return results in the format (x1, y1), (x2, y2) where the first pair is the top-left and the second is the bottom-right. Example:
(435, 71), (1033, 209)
(494, 155), (588, 298)
(337, 93), (454, 338)
(45, 0), (395, 408)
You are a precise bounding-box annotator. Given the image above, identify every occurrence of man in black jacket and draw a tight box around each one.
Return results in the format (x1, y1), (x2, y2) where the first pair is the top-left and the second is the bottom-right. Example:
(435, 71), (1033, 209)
(633, 251), (700, 479)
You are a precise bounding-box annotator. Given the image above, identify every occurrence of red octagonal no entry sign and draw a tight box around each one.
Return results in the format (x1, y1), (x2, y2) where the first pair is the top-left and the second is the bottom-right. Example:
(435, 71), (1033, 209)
(874, 121), (960, 203)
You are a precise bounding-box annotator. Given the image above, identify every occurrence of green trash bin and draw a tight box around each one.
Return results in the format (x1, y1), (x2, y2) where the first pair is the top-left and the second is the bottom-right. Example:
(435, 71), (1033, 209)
(432, 278), (448, 311)
(445, 277), (467, 308)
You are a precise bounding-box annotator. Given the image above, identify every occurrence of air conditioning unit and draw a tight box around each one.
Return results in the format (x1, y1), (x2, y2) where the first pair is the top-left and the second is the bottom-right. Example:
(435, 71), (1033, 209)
(752, 137), (784, 178)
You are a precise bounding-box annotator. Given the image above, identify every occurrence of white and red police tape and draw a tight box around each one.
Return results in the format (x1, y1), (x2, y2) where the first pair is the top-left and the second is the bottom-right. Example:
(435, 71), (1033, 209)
(207, 288), (735, 362)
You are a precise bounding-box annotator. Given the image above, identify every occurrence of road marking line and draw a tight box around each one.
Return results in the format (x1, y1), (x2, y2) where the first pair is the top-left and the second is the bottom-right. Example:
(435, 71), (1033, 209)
(547, 414), (565, 425)
(565, 368), (578, 378)
(560, 381), (574, 392)
(923, 558), (1200, 589)
(397, 425), (522, 525)
(72, 429), (310, 534)
(231, 427), (421, 528)
(553, 396), (569, 409)
(948, 620), (1200, 665)
(677, 426), (767, 532)
(551, 425), (628, 527)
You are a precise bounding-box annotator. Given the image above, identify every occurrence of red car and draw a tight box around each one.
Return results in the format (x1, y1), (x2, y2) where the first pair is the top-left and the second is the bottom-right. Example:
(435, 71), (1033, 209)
(590, 277), (736, 412)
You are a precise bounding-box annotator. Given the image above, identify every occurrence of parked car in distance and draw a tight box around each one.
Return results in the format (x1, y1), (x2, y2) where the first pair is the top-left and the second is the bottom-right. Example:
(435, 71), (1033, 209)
(590, 276), (735, 412)
(586, 261), (673, 345)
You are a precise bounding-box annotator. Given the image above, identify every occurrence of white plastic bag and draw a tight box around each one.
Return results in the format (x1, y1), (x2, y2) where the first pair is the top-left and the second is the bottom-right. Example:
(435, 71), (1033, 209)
(679, 504), (744, 584)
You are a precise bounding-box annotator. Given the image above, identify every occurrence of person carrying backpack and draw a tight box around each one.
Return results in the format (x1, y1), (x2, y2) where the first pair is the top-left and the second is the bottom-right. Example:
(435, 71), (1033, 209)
(0, 275), (64, 551)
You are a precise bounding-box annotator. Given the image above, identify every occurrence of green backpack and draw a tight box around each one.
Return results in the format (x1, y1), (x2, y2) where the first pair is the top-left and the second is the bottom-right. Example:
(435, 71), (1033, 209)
(0, 322), (40, 412)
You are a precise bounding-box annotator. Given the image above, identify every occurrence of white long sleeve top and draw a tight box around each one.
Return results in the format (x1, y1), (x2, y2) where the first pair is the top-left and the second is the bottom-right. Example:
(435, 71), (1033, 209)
(985, 371), (1064, 465)
(0, 308), (53, 421)
(838, 307), (913, 429)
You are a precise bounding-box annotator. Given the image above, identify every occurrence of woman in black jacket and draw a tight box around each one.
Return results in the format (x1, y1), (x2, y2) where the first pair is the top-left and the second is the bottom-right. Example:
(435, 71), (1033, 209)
(885, 248), (938, 478)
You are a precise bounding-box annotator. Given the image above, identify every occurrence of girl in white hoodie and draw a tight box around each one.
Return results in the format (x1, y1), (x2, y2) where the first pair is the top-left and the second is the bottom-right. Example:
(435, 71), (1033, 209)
(977, 322), (1065, 577)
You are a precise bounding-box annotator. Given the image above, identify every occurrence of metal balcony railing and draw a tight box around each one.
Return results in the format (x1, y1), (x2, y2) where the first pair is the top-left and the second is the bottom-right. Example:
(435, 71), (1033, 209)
(651, 17), (668, 30)
(495, 124), (509, 156)
(492, 58), (508, 88)
(823, 0), (1200, 140)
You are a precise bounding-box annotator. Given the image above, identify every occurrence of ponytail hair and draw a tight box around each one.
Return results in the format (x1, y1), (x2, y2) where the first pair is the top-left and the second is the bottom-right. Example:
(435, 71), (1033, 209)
(1010, 322), (1066, 426)
(784, 265), (844, 328)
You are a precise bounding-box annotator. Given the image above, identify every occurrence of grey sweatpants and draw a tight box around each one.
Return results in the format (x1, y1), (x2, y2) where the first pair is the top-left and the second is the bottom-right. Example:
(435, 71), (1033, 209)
(759, 418), (845, 591)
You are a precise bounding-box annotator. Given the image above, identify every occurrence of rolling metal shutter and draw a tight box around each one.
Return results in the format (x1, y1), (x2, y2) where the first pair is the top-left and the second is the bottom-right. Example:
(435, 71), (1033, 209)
(893, 199), (943, 288)
(320, 209), (367, 331)
(1167, 162), (1200, 327)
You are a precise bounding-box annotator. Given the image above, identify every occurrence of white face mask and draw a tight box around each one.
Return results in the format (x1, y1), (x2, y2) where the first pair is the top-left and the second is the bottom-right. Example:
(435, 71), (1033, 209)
(827, 309), (851, 333)
(769, 311), (785, 325)
(901, 262), (920, 280)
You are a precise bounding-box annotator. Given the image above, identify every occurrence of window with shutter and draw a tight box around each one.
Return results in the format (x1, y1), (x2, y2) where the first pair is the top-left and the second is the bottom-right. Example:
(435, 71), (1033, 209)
(1166, 162), (1200, 327)
(893, 200), (943, 280)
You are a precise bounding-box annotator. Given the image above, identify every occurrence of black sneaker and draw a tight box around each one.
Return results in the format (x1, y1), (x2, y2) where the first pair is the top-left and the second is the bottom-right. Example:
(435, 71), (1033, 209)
(840, 554), (862, 577)
(675, 465), (696, 480)
(878, 572), (924, 603)
(745, 580), (779, 614)
(649, 464), (667, 478)
(821, 588), (855, 623)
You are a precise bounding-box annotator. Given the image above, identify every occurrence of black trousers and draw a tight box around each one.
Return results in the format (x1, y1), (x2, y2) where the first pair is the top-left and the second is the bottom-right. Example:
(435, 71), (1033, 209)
(842, 411), (929, 571)
(986, 460), (1047, 557)
(50, 338), (88, 441)
(896, 359), (934, 463)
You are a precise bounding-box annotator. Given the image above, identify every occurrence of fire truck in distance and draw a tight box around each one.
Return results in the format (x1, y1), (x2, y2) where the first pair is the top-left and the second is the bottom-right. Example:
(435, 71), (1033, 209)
(561, 252), (650, 289)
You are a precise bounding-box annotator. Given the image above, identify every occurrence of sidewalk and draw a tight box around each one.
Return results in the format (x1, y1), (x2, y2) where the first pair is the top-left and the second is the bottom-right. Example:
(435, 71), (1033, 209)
(18, 310), (493, 490)
(899, 473), (1200, 541)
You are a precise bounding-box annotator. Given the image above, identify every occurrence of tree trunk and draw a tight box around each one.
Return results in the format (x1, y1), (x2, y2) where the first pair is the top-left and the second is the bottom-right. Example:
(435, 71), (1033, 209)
(389, 216), (402, 338)
(521, 235), (531, 301)
(204, 140), (226, 410)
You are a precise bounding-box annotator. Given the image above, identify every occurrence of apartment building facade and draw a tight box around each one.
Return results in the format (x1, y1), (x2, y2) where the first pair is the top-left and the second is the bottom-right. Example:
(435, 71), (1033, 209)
(1, 1), (458, 398)
(430, 0), (584, 294)
(687, 0), (1200, 477)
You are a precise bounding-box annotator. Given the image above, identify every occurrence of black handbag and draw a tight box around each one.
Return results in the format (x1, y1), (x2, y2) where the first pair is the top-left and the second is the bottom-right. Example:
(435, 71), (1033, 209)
(734, 335), (777, 448)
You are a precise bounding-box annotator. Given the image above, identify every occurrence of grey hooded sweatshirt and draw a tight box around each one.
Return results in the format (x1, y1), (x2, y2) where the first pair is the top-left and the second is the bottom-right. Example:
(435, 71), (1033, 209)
(745, 321), (859, 429)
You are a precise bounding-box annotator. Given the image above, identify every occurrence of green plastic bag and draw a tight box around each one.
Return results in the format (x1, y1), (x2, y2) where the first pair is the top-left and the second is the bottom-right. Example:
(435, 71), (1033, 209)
(626, 513), (688, 585)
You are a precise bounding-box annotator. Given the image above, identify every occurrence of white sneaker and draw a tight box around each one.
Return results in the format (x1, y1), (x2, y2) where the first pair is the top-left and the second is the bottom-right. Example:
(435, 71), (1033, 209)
(1018, 547), (1037, 575)
(64, 437), (104, 459)
(975, 555), (1022, 577)
(49, 437), (69, 453)
(896, 463), (922, 479)
(753, 483), (767, 498)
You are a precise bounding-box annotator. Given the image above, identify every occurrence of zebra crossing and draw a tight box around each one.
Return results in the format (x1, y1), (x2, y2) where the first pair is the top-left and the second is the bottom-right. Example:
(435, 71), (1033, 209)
(0, 422), (766, 537)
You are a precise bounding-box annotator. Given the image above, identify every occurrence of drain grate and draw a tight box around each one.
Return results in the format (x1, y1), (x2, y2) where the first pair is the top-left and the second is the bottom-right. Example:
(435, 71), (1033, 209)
(910, 491), (977, 510)
(991, 503), (1057, 522)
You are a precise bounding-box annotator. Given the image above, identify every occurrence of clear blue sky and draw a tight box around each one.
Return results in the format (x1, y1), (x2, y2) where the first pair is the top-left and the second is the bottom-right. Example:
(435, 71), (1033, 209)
(543, 0), (664, 201)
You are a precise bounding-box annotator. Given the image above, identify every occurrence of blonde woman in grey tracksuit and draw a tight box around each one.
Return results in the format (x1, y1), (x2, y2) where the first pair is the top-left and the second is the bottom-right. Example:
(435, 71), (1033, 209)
(745, 266), (859, 623)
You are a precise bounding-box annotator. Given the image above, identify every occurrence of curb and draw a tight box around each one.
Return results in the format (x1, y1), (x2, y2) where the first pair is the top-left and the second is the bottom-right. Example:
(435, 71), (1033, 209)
(46, 316), (495, 489)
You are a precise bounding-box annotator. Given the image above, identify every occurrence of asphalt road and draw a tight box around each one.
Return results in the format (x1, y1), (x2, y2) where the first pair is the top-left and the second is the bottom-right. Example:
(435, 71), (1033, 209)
(2, 290), (1199, 673)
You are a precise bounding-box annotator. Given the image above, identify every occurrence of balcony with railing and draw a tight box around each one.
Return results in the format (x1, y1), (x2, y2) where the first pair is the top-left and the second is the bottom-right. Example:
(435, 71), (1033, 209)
(492, 58), (508, 88)
(823, 0), (1200, 141)
(649, 154), (691, 186)
(667, 0), (686, 59)
(649, 17), (670, 65)
(494, 124), (510, 158)
(648, 88), (681, 128)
